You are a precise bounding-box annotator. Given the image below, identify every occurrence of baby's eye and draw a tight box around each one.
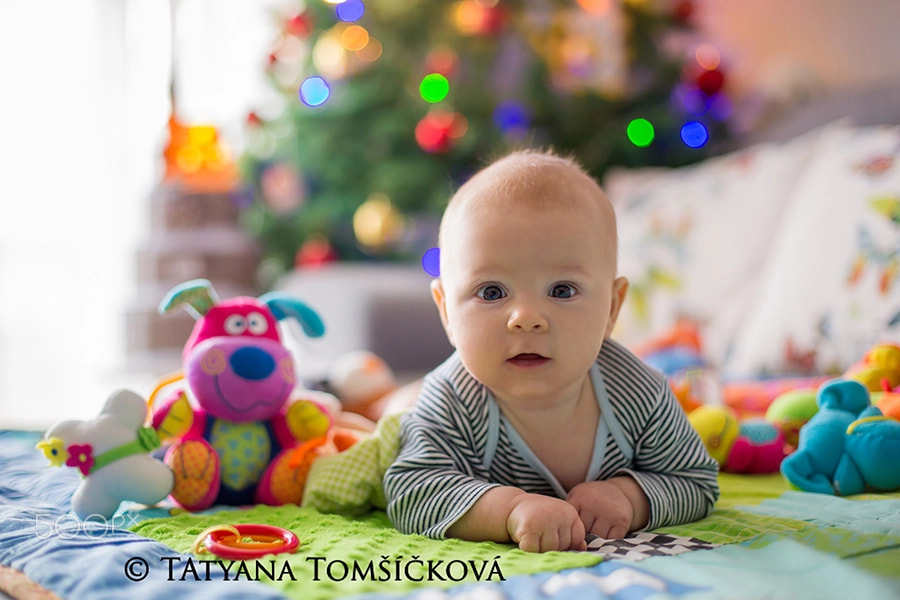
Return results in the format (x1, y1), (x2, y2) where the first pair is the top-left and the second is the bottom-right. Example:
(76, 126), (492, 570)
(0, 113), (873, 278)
(549, 283), (577, 299)
(476, 285), (507, 301)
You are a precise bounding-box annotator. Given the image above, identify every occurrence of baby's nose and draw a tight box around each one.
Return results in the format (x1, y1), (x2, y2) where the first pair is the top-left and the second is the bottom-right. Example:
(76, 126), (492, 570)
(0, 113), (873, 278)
(507, 303), (548, 331)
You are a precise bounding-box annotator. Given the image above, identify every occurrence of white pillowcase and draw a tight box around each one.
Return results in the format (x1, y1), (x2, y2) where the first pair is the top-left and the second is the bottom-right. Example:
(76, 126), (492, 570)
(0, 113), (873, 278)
(606, 122), (843, 367)
(722, 123), (900, 377)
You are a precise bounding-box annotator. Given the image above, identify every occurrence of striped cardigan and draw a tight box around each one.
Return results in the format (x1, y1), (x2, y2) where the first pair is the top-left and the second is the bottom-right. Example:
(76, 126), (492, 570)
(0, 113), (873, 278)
(384, 339), (719, 538)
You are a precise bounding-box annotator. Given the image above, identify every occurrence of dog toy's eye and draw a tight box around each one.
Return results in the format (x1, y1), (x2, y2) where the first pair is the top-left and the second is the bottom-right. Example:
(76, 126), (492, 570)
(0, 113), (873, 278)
(247, 312), (269, 335)
(224, 314), (247, 335)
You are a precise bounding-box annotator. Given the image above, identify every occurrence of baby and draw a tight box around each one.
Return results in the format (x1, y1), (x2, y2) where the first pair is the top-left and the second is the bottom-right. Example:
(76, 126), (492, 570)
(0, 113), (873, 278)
(383, 149), (719, 553)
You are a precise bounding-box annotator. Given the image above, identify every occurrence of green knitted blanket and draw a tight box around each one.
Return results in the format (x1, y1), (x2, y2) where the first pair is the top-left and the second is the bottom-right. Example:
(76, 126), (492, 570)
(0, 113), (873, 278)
(130, 474), (900, 600)
(130, 504), (602, 600)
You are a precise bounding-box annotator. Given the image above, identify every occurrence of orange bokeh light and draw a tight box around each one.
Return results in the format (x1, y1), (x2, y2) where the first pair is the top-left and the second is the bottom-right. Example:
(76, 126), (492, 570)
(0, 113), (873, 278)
(454, 1), (486, 35)
(356, 37), (383, 62)
(163, 116), (236, 190)
(341, 25), (369, 52)
(576, 0), (611, 15)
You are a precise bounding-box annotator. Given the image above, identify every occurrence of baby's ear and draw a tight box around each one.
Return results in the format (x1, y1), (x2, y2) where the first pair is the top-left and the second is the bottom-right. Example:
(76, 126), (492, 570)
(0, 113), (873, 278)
(430, 278), (455, 347)
(604, 276), (629, 338)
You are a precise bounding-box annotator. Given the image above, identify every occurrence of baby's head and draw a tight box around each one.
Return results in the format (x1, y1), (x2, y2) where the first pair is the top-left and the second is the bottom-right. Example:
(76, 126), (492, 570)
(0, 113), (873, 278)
(431, 149), (628, 404)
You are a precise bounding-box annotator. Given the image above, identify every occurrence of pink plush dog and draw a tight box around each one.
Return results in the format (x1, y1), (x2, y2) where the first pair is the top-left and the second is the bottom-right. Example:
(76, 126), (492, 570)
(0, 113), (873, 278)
(151, 279), (338, 510)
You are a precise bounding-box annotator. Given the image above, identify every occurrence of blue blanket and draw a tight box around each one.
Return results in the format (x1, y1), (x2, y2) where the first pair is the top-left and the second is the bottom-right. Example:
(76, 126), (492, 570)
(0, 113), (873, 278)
(3, 429), (900, 600)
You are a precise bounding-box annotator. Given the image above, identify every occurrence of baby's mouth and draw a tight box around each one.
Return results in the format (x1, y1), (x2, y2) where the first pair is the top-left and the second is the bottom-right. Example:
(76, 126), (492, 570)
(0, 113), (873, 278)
(508, 353), (549, 367)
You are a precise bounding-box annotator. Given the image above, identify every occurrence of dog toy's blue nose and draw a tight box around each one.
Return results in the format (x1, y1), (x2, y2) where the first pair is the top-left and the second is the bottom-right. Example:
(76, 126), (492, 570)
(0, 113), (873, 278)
(230, 347), (276, 380)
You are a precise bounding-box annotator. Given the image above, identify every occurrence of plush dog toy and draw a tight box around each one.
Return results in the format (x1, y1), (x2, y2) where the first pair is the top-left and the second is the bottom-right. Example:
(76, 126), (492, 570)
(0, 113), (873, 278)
(687, 404), (787, 473)
(150, 279), (351, 511)
(780, 378), (900, 495)
(37, 389), (174, 520)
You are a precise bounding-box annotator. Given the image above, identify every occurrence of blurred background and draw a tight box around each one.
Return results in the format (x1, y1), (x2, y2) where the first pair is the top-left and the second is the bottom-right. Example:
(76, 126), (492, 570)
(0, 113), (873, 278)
(2, 0), (899, 429)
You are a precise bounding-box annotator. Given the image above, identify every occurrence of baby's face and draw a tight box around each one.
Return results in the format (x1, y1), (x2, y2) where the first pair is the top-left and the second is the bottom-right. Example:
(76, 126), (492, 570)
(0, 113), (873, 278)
(432, 164), (626, 407)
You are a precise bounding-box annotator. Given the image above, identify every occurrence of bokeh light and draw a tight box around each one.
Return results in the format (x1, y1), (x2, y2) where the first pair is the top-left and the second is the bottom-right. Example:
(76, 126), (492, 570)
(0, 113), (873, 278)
(171, 125), (230, 175)
(695, 44), (721, 71)
(420, 73), (450, 103)
(682, 87), (709, 116)
(425, 46), (459, 77)
(353, 193), (406, 250)
(422, 247), (440, 277)
(576, 0), (611, 16)
(260, 163), (304, 214)
(336, 0), (365, 22)
(696, 68), (725, 95)
(299, 76), (331, 107)
(680, 121), (709, 148)
(416, 119), (446, 153)
(559, 36), (593, 78)
(415, 110), (467, 153)
(626, 118), (655, 147)
(453, 1), (488, 35)
(312, 31), (348, 79)
(709, 93), (733, 121)
(356, 37), (383, 62)
(493, 101), (529, 136)
(341, 25), (369, 52)
(296, 235), (337, 268)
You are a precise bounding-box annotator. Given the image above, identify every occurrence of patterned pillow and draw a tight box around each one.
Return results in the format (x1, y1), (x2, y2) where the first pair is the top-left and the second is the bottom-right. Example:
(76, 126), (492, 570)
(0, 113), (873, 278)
(722, 124), (900, 377)
(606, 122), (844, 366)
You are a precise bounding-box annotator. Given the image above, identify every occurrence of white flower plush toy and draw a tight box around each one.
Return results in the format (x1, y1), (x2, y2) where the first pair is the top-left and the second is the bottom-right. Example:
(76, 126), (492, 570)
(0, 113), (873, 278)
(37, 389), (174, 520)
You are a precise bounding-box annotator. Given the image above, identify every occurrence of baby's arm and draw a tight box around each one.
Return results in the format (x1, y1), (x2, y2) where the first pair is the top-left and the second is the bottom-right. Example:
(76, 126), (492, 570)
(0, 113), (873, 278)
(622, 377), (720, 529)
(448, 486), (586, 552)
(385, 412), (585, 552)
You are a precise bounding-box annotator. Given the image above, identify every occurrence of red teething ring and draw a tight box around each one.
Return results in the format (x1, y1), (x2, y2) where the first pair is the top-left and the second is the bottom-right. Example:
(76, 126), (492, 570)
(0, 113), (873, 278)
(203, 524), (300, 560)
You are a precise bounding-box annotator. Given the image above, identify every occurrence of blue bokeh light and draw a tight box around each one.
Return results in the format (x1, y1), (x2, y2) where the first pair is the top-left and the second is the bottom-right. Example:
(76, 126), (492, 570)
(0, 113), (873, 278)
(336, 0), (365, 22)
(299, 76), (330, 107)
(422, 247), (440, 277)
(682, 88), (709, 116)
(708, 93), (733, 121)
(680, 121), (709, 148)
(493, 101), (529, 133)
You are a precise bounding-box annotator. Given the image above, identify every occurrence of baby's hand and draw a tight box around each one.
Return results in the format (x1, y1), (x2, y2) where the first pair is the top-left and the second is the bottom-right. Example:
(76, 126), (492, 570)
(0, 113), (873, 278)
(566, 478), (645, 539)
(507, 493), (586, 553)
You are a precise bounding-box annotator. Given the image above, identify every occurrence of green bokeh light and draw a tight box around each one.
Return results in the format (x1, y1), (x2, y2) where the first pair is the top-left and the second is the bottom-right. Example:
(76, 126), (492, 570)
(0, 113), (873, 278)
(627, 118), (655, 147)
(419, 73), (450, 103)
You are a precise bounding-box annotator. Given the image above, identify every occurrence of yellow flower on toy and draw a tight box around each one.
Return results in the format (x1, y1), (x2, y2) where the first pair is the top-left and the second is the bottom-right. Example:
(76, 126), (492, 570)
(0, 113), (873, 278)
(36, 437), (68, 467)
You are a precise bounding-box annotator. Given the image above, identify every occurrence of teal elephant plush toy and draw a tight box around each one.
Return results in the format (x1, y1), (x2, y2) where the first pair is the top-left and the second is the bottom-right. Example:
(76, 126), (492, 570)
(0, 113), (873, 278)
(781, 378), (900, 495)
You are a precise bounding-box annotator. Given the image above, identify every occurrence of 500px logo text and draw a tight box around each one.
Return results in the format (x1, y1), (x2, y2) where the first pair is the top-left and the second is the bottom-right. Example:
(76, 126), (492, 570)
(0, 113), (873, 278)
(29, 511), (141, 539)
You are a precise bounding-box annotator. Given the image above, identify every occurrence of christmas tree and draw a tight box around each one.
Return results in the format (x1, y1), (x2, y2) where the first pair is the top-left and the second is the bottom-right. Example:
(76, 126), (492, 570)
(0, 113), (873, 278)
(240, 0), (732, 283)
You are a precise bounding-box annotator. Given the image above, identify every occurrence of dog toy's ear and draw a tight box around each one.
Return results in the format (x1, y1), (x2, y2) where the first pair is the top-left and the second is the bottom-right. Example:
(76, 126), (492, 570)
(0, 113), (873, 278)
(260, 292), (325, 339)
(159, 279), (220, 319)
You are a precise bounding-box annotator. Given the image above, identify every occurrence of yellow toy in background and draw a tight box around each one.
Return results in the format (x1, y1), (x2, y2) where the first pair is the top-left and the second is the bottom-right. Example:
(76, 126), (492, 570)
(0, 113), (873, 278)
(688, 404), (787, 474)
(764, 388), (820, 449)
(845, 343), (900, 391)
(687, 404), (739, 466)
